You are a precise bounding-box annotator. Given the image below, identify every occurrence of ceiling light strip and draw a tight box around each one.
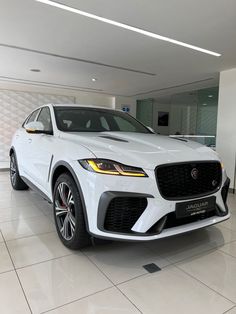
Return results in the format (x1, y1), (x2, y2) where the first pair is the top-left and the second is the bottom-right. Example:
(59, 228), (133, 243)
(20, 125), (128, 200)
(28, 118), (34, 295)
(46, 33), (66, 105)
(36, 0), (221, 57)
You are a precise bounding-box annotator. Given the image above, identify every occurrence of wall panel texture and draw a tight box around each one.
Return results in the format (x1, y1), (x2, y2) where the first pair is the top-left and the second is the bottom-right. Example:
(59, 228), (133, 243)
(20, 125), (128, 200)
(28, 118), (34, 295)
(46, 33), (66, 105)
(0, 90), (75, 162)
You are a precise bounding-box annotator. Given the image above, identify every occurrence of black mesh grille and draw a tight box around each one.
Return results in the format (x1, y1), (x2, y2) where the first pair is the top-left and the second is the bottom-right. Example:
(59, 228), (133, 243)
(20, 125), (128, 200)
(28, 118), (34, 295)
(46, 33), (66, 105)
(156, 161), (222, 200)
(104, 197), (147, 233)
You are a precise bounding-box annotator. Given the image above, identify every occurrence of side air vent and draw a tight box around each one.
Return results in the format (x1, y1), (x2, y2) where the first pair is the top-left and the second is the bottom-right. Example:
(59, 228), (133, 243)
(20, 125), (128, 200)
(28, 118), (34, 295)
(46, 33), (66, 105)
(104, 197), (147, 233)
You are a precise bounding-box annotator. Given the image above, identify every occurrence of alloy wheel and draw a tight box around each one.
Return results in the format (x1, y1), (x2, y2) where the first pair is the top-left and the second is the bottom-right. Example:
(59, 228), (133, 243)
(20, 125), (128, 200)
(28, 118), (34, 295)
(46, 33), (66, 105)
(55, 182), (76, 241)
(10, 155), (17, 186)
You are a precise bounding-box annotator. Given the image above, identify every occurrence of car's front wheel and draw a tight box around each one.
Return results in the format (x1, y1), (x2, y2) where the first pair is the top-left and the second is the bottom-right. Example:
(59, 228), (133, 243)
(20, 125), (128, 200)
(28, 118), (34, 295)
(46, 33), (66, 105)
(10, 153), (28, 190)
(53, 173), (90, 249)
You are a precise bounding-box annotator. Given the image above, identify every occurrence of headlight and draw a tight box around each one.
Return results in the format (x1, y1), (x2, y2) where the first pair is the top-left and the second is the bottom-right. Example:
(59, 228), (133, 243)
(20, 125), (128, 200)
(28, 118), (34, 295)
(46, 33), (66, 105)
(79, 159), (147, 177)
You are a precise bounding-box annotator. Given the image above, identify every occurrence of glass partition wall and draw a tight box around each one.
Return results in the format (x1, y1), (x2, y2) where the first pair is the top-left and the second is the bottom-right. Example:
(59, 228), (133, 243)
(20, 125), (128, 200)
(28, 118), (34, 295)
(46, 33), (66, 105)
(136, 86), (219, 148)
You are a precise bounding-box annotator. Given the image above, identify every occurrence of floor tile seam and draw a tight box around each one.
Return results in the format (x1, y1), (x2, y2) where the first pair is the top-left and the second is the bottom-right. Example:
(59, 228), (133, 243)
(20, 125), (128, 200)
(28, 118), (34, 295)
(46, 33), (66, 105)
(222, 305), (236, 314)
(216, 247), (236, 260)
(5, 230), (56, 243)
(81, 249), (143, 313)
(223, 305), (236, 313)
(175, 263), (236, 305)
(0, 213), (47, 224)
(0, 229), (33, 314)
(14, 252), (75, 271)
(143, 240), (219, 265)
(39, 286), (119, 314)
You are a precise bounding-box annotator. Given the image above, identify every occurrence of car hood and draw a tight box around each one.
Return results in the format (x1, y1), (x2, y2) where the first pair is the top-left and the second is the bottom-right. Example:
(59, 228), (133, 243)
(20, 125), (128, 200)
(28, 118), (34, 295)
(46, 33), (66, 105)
(60, 132), (219, 169)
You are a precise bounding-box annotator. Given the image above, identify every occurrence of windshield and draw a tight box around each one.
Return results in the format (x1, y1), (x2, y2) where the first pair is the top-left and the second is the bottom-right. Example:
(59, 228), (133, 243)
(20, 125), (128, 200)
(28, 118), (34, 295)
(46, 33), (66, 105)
(54, 107), (150, 133)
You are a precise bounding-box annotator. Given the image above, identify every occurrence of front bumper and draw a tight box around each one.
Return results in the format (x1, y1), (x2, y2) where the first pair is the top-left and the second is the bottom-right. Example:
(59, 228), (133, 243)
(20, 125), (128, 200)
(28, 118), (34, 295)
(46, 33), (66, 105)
(72, 161), (230, 241)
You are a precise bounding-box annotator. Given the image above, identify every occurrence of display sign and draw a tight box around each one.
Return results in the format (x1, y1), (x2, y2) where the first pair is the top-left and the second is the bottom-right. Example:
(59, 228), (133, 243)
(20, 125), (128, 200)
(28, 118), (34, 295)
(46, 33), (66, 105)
(122, 106), (130, 113)
(158, 111), (169, 126)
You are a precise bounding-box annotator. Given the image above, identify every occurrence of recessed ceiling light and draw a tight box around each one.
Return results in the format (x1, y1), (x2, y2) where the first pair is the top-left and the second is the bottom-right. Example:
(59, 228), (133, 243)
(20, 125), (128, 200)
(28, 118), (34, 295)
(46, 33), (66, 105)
(202, 103), (207, 106)
(208, 94), (213, 98)
(30, 69), (41, 72)
(92, 78), (97, 82)
(35, 0), (221, 57)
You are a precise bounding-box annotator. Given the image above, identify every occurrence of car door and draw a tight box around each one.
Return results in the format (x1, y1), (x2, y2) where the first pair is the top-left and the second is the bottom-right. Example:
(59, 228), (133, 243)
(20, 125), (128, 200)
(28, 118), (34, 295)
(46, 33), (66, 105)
(26, 107), (54, 193)
(17, 109), (40, 175)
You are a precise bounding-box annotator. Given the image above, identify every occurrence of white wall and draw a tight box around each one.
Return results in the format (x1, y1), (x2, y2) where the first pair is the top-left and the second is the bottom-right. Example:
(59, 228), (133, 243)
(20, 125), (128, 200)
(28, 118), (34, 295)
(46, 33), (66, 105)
(0, 89), (76, 165)
(113, 96), (136, 117)
(0, 81), (114, 107)
(0, 81), (114, 168)
(75, 93), (113, 107)
(216, 68), (236, 189)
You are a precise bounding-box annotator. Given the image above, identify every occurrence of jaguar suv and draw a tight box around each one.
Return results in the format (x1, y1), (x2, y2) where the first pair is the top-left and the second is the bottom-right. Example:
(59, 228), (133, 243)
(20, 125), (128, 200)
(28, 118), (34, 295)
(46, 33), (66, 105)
(10, 104), (230, 249)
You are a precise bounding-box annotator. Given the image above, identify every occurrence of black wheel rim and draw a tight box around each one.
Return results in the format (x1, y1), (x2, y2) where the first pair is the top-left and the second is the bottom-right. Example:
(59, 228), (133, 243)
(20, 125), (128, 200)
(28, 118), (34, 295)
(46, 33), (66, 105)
(10, 155), (17, 186)
(55, 182), (76, 241)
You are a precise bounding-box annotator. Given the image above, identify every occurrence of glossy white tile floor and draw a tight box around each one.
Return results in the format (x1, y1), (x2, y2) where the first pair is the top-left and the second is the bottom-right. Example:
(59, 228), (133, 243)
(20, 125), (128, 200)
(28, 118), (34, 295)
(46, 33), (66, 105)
(0, 171), (236, 314)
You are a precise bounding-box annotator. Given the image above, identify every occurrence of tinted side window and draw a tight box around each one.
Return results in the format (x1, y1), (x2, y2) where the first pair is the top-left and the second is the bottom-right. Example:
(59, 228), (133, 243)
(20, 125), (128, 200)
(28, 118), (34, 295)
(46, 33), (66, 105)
(37, 107), (53, 132)
(54, 107), (150, 133)
(100, 116), (110, 130)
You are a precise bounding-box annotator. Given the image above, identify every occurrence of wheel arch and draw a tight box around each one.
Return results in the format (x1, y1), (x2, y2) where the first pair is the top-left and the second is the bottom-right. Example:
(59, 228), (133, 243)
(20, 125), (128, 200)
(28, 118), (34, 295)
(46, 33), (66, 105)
(51, 161), (90, 234)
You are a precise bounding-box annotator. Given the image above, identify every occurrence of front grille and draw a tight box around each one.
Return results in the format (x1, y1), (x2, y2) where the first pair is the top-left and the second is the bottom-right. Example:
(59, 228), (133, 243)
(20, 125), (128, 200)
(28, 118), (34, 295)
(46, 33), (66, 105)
(104, 197), (147, 233)
(156, 161), (222, 200)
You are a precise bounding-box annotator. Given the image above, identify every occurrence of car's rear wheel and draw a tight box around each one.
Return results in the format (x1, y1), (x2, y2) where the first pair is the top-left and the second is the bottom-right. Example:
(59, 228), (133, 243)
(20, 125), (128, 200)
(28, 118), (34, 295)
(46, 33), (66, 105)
(53, 173), (90, 249)
(10, 153), (28, 190)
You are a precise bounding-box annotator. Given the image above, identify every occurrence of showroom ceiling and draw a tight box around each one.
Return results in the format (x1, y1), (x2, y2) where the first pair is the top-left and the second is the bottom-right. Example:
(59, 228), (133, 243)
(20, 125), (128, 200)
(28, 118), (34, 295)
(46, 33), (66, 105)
(0, 0), (236, 97)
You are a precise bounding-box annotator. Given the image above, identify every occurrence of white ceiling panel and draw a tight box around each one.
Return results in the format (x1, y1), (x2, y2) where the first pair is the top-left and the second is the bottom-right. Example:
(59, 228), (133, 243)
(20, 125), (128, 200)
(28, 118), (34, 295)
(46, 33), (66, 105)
(0, 0), (235, 97)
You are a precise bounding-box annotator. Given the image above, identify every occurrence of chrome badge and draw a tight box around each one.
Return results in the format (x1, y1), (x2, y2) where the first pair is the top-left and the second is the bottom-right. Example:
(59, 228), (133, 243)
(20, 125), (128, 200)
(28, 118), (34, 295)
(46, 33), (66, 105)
(212, 180), (218, 187)
(191, 168), (199, 180)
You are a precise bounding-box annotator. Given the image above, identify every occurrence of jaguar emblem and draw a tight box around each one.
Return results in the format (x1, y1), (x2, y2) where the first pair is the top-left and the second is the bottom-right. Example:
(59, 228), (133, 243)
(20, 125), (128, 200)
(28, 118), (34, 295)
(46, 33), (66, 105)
(191, 168), (199, 180)
(212, 180), (218, 187)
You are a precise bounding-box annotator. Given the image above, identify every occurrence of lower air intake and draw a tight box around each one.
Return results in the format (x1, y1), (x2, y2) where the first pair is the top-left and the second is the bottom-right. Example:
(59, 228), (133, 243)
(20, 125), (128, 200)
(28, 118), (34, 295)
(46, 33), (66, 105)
(104, 197), (147, 233)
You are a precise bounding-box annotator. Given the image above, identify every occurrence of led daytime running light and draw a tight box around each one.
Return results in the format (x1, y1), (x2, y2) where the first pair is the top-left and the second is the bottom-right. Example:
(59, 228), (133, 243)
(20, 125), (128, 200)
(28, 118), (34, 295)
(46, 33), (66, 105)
(88, 160), (120, 175)
(80, 159), (147, 177)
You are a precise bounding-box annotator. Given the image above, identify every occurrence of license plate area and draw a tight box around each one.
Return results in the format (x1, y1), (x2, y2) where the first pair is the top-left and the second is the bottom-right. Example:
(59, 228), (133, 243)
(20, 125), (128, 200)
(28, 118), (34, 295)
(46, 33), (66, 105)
(175, 196), (216, 219)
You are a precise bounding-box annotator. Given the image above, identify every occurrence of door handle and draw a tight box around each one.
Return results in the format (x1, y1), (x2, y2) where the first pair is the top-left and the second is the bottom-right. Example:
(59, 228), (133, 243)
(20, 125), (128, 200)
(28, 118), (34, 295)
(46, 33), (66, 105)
(28, 138), (32, 143)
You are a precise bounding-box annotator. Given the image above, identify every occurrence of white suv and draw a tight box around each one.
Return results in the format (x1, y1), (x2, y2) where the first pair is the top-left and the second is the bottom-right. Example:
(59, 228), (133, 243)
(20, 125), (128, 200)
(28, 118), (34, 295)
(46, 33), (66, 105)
(10, 104), (230, 249)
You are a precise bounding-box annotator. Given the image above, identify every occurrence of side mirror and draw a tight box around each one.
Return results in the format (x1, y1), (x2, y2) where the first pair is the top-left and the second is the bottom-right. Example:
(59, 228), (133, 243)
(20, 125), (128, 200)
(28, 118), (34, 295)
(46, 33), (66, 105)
(25, 121), (52, 135)
(146, 126), (155, 133)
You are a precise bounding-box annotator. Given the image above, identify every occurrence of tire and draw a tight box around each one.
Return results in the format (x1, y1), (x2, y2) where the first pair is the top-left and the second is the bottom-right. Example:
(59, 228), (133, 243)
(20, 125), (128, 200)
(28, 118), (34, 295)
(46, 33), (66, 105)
(53, 173), (91, 249)
(10, 153), (28, 190)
